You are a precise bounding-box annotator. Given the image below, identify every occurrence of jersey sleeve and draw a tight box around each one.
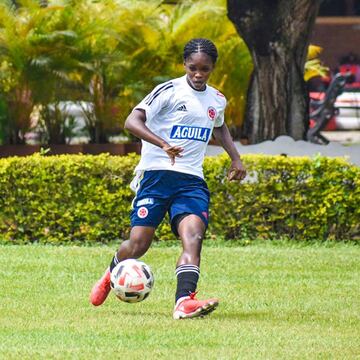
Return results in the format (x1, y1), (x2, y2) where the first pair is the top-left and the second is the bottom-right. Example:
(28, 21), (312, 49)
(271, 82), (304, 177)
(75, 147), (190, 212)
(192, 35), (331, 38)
(214, 97), (227, 128)
(134, 81), (174, 123)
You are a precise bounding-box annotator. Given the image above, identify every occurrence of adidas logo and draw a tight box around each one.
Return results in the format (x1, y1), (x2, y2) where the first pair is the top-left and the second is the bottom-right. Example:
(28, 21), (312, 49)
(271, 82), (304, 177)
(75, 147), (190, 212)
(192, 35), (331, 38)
(176, 104), (187, 112)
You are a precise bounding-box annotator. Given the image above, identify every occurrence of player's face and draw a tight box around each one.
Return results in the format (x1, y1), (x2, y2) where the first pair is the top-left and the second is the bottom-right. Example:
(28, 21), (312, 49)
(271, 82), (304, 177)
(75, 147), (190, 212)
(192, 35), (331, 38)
(184, 53), (215, 91)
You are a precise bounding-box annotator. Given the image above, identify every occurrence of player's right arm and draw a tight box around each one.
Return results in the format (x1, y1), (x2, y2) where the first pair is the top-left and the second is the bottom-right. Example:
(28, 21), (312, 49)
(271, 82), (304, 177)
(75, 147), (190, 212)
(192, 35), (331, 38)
(124, 109), (183, 165)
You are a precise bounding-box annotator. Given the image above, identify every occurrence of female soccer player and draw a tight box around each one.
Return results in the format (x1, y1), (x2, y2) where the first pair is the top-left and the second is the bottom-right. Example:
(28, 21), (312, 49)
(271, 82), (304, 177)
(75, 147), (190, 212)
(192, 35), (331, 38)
(90, 38), (246, 319)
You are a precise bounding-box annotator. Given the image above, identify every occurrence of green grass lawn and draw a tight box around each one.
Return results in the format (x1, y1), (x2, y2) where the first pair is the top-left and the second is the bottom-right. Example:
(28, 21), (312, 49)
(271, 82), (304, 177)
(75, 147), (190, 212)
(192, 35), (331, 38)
(0, 243), (359, 360)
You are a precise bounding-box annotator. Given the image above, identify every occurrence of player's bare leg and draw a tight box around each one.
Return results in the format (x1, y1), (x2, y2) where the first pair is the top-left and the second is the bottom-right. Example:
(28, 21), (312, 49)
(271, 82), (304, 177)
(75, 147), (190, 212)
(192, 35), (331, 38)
(173, 215), (219, 319)
(176, 214), (204, 267)
(90, 226), (155, 306)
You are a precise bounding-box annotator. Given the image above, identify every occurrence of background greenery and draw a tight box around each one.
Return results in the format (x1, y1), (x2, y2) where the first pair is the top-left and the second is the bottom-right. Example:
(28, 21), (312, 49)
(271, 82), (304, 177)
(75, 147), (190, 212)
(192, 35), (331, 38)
(0, 153), (358, 243)
(0, 243), (359, 359)
(0, 0), (252, 144)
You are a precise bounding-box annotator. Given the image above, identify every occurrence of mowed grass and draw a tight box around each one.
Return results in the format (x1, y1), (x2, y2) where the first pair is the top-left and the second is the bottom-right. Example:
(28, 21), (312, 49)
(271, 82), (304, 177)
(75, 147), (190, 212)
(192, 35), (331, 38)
(0, 243), (359, 360)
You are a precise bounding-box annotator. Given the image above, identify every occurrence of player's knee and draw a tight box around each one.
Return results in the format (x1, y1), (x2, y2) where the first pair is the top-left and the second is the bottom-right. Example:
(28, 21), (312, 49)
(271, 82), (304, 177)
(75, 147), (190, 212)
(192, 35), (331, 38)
(186, 232), (204, 246)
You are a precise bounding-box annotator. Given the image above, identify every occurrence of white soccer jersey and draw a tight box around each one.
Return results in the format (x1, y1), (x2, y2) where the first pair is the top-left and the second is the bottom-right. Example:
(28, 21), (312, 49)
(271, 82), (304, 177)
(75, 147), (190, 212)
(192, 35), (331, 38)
(133, 75), (227, 179)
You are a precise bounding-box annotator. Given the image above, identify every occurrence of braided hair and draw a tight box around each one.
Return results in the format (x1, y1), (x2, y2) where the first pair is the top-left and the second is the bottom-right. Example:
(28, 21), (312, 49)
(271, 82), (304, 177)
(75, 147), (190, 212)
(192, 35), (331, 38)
(183, 38), (218, 64)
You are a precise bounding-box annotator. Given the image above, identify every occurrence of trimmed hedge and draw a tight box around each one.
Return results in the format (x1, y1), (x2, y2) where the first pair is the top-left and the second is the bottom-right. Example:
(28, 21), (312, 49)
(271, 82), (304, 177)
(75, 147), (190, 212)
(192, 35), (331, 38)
(205, 154), (359, 242)
(0, 153), (359, 244)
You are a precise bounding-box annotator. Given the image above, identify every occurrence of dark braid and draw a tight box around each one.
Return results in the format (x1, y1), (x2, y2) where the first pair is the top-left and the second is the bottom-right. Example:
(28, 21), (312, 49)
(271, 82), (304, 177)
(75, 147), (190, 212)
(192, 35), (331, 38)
(183, 38), (218, 64)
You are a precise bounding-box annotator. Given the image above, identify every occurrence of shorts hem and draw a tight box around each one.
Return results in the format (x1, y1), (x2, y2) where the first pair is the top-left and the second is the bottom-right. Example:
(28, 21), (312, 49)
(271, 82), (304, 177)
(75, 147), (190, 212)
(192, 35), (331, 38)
(170, 213), (208, 237)
(131, 222), (159, 228)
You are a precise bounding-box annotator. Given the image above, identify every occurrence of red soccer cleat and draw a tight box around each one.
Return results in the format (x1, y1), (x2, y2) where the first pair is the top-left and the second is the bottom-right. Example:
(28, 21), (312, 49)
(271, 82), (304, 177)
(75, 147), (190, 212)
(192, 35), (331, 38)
(173, 292), (219, 319)
(90, 268), (111, 306)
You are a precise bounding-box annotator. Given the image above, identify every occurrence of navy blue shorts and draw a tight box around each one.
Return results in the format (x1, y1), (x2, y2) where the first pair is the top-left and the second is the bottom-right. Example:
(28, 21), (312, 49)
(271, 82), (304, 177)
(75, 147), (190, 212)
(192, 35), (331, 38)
(130, 170), (210, 235)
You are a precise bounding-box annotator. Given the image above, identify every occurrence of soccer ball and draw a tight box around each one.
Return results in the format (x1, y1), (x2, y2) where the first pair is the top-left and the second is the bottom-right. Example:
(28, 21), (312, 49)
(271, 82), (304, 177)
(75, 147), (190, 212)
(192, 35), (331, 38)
(110, 259), (154, 303)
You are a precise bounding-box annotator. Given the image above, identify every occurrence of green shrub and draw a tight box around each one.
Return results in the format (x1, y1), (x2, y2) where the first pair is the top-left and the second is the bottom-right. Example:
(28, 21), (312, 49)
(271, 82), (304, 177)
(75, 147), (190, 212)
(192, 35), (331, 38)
(0, 153), (137, 244)
(205, 154), (359, 242)
(0, 153), (359, 244)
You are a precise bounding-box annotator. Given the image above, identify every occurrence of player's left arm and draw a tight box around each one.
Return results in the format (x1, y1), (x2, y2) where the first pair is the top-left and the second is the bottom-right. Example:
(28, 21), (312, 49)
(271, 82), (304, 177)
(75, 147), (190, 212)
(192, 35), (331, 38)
(212, 123), (246, 181)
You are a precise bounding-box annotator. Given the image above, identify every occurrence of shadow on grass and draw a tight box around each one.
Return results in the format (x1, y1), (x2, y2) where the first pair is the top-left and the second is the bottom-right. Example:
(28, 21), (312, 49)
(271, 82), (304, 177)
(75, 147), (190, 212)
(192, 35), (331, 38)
(116, 309), (272, 321)
(112, 309), (171, 319)
(215, 310), (271, 321)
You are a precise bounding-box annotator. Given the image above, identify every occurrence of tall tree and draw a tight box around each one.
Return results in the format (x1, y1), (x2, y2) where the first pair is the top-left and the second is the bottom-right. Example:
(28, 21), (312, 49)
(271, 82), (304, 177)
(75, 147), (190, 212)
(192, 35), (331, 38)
(227, 0), (322, 143)
(0, 1), (80, 143)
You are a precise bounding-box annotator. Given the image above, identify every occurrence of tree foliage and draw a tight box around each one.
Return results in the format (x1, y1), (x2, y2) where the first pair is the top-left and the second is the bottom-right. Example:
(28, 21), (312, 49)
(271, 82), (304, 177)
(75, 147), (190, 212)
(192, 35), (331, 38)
(0, 0), (252, 144)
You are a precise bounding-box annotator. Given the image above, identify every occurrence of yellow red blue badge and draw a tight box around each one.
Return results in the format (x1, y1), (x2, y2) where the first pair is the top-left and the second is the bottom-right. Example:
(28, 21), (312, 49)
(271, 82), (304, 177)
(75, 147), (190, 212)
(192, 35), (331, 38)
(207, 106), (217, 120)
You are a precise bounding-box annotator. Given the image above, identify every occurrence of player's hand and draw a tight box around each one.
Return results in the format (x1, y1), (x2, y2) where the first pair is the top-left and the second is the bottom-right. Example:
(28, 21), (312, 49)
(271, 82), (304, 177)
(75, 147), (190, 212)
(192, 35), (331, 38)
(162, 144), (184, 165)
(227, 159), (246, 181)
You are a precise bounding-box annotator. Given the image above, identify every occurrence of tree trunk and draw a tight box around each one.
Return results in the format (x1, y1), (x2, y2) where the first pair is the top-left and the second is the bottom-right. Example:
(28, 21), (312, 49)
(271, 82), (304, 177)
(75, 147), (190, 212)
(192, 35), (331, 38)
(7, 86), (33, 144)
(345, 0), (356, 16)
(227, 0), (322, 143)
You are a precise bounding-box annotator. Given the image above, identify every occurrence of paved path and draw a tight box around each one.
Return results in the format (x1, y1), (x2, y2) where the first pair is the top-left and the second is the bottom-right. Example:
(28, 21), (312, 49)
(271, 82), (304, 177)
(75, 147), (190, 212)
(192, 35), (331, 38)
(206, 134), (360, 167)
(321, 130), (360, 144)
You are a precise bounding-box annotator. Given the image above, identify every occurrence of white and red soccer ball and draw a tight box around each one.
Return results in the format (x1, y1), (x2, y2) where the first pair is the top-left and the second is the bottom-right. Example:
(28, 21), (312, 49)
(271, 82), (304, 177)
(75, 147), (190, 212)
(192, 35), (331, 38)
(110, 259), (154, 303)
